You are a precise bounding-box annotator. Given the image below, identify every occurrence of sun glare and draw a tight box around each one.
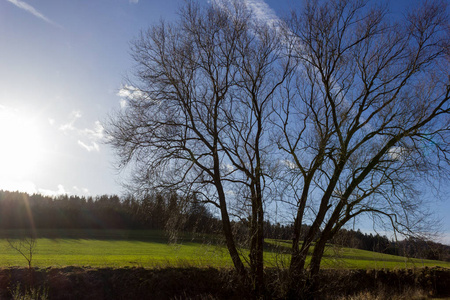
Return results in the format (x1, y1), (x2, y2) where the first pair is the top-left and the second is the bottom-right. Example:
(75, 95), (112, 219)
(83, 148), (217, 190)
(0, 107), (44, 181)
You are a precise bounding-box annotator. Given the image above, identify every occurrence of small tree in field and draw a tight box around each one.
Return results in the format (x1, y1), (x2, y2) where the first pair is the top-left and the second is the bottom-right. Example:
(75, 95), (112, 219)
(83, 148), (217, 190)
(7, 235), (37, 269)
(107, 0), (449, 298)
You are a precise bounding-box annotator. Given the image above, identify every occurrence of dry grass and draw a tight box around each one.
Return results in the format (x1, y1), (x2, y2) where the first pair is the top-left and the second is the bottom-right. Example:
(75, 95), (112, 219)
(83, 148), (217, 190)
(338, 287), (429, 300)
(0, 266), (448, 299)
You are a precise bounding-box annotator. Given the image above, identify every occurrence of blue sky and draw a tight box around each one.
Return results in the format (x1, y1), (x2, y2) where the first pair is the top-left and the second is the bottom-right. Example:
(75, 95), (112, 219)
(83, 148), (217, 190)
(1, 0), (449, 244)
(1, 0), (183, 196)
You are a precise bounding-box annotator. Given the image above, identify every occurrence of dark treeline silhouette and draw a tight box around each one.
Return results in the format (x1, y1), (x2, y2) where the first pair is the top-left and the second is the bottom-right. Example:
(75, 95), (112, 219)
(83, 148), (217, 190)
(396, 237), (450, 262)
(332, 228), (450, 262)
(0, 190), (297, 238)
(332, 229), (395, 254)
(0, 190), (218, 233)
(0, 190), (448, 261)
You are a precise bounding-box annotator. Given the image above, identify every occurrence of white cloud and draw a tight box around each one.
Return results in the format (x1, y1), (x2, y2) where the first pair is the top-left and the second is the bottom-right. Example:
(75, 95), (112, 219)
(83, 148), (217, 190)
(73, 186), (90, 195)
(213, 0), (280, 29)
(120, 99), (127, 109)
(57, 111), (105, 152)
(38, 184), (67, 197)
(117, 85), (146, 101)
(59, 110), (82, 132)
(0, 179), (89, 197)
(281, 159), (297, 170)
(221, 163), (235, 173)
(129, 0), (139, 3)
(388, 146), (408, 161)
(77, 121), (106, 152)
(243, 0), (279, 27)
(78, 140), (100, 152)
(0, 179), (38, 195)
(6, 0), (61, 28)
(82, 121), (105, 140)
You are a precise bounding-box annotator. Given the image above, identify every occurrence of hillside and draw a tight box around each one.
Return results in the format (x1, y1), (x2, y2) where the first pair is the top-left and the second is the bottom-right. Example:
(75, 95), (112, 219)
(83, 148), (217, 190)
(1, 229), (449, 269)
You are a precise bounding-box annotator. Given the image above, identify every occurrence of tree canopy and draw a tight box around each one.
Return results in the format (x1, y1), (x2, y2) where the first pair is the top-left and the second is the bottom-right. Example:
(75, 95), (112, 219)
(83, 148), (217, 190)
(107, 0), (450, 297)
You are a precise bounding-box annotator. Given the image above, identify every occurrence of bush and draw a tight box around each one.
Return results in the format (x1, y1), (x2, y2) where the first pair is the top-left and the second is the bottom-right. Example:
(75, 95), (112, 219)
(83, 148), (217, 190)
(0, 266), (448, 299)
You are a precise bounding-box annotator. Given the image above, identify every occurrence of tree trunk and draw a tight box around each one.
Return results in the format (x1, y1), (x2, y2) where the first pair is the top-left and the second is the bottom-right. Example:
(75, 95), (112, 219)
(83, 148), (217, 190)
(215, 174), (247, 280)
(249, 180), (265, 298)
(307, 235), (327, 297)
(307, 218), (343, 299)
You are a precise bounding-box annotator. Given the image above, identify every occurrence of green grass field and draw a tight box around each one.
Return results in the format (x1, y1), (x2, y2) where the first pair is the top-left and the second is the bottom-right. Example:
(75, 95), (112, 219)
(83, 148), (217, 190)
(0, 229), (449, 269)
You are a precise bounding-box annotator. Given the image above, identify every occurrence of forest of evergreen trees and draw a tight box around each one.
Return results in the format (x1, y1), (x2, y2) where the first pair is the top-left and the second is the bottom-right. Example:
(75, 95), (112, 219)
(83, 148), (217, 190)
(0, 190), (448, 261)
(331, 228), (450, 262)
(0, 190), (218, 232)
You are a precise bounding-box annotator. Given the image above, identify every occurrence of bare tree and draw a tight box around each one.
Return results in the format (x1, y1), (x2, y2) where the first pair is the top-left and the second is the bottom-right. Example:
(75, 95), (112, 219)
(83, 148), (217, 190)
(106, 0), (290, 295)
(8, 235), (37, 269)
(275, 0), (450, 296)
(107, 0), (449, 298)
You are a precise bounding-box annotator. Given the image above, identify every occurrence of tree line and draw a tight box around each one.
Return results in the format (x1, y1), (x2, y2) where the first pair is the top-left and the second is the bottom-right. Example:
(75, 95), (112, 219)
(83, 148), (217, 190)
(0, 190), (297, 239)
(332, 228), (450, 262)
(1, 189), (448, 262)
(0, 190), (213, 232)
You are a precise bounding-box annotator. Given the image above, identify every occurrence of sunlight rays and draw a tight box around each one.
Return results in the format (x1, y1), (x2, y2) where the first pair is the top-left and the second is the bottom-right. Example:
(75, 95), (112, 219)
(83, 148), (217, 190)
(0, 106), (44, 186)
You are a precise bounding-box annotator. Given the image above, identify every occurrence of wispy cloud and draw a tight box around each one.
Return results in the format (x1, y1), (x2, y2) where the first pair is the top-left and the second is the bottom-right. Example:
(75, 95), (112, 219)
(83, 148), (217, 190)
(117, 85), (150, 109)
(59, 110), (82, 132)
(58, 111), (105, 153)
(213, 0), (280, 28)
(78, 120), (106, 152)
(243, 0), (279, 27)
(6, 0), (61, 28)
(118, 85), (146, 101)
(39, 184), (90, 197)
(119, 99), (127, 109)
(78, 140), (100, 152)
(129, 0), (139, 3)
(82, 120), (106, 141)
(281, 159), (297, 170)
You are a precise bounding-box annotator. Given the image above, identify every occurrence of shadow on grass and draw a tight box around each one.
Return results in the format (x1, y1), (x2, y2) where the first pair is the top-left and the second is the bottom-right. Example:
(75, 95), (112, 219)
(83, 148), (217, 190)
(0, 229), (229, 251)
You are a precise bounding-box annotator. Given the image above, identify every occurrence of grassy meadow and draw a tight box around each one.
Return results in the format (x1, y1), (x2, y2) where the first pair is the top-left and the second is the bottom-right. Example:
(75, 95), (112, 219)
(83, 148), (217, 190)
(0, 229), (449, 269)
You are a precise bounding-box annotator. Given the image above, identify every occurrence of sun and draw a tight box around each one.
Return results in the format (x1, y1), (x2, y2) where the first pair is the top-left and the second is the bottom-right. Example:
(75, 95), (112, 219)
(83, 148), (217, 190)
(0, 106), (44, 181)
